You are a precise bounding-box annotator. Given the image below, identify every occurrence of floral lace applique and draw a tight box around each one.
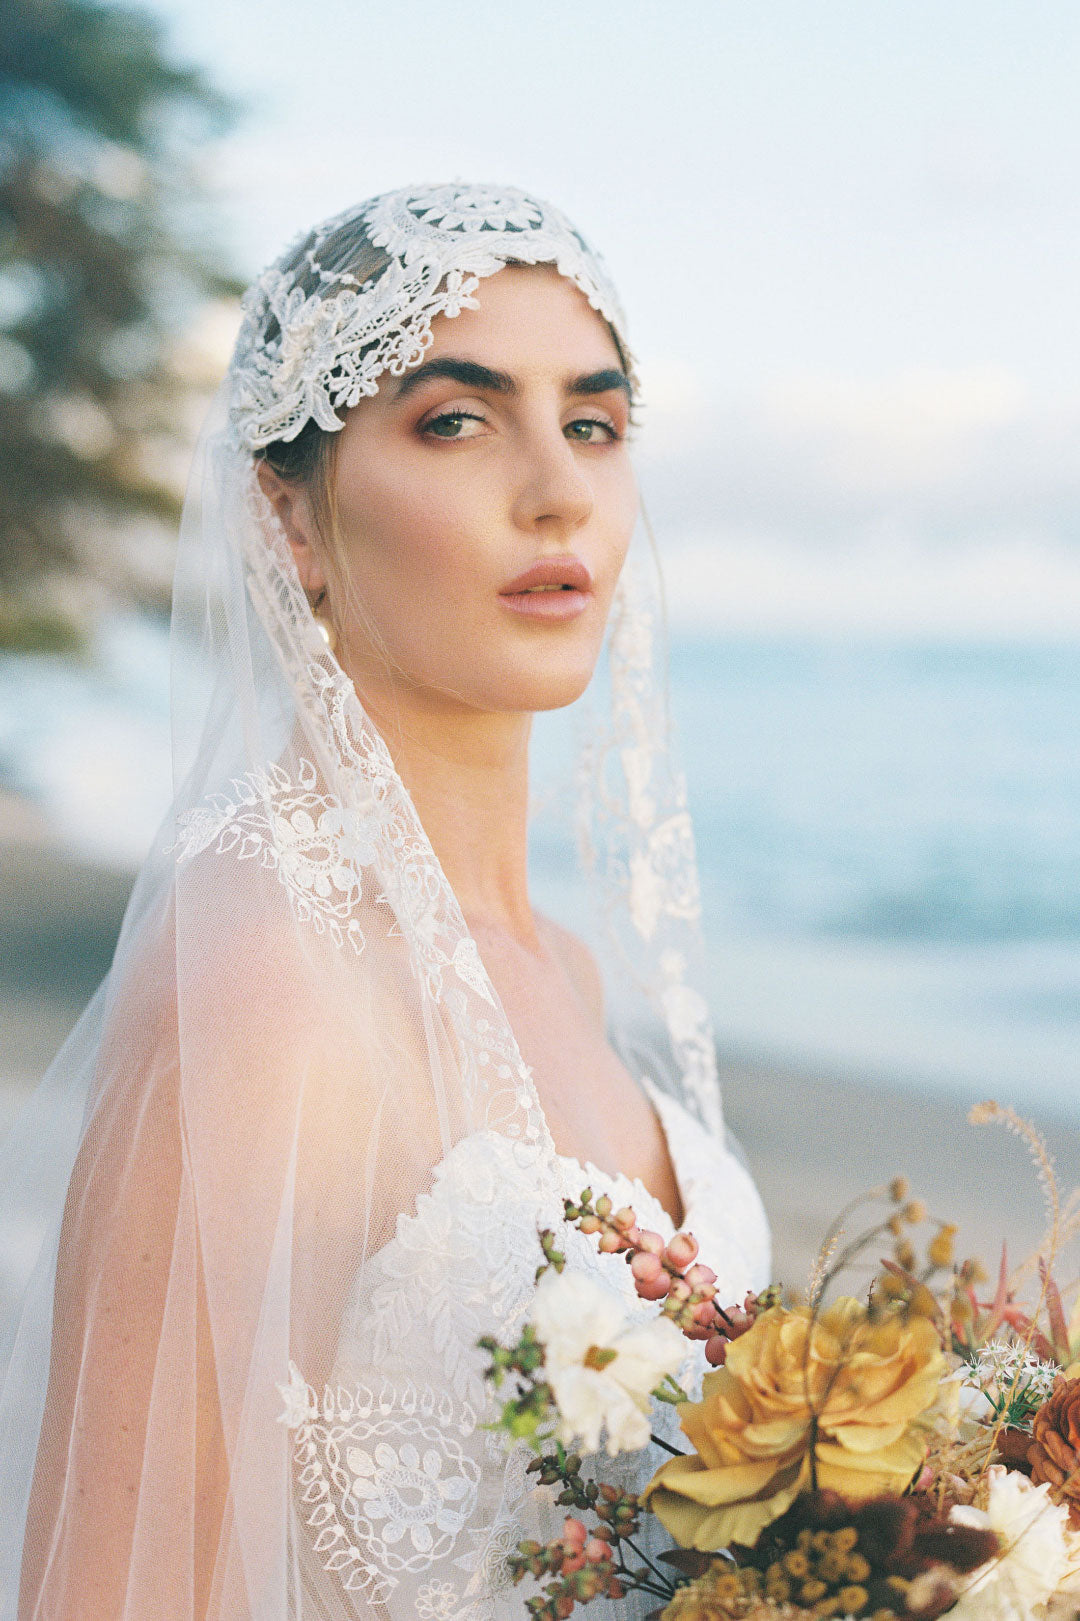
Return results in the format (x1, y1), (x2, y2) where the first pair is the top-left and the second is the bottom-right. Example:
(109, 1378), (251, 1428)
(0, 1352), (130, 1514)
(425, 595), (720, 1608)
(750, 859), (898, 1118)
(169, 757), (372, 952)
(278, 1365), (482, 1604)
(416, 1578), (463, 1619)
(229, 183), (634, 450)
(628, 811), (701, 941)
(352, 1132), (557, 1414)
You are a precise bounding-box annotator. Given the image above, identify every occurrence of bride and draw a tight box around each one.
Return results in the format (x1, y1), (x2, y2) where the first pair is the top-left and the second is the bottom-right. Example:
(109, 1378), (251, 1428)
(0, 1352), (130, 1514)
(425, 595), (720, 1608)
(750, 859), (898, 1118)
(0, 183), (769, 1619)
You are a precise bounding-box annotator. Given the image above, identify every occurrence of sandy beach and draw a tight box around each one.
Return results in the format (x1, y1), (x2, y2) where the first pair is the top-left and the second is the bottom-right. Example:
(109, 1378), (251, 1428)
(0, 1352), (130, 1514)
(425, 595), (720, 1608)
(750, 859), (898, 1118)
(3, 825), (1077, 1304)
(721, 1051), (1080, 1297)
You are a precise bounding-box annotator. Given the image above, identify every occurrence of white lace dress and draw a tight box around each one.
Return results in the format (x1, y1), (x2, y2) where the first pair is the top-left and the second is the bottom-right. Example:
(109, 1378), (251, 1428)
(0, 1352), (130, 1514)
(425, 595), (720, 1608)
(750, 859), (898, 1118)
(282, 1081), (771, 1620)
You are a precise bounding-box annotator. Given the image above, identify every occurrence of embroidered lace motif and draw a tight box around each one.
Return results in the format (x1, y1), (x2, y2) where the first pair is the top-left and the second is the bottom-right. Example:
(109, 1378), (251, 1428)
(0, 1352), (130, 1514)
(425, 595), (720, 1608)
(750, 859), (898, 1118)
(228, 182), (636, 450)
(169, 758), (373, 952)
(278, 1369), (483, 1607)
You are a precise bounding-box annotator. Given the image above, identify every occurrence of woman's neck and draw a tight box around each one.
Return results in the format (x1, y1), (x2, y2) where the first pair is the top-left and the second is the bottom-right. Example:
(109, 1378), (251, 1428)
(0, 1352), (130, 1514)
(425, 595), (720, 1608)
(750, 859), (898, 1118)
(359, 679), (539, 948)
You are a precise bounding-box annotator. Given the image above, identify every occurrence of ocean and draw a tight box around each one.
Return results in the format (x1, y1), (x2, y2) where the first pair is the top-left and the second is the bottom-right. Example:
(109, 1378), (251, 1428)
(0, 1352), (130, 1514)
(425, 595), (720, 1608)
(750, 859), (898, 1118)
(2, 618), (1077, 1119)
(668, 636), (1080, 1116)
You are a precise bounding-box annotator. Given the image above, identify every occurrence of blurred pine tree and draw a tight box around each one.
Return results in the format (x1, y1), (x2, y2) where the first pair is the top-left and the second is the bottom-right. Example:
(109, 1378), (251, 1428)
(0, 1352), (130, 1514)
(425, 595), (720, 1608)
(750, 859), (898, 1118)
(0, 0), (241, 646)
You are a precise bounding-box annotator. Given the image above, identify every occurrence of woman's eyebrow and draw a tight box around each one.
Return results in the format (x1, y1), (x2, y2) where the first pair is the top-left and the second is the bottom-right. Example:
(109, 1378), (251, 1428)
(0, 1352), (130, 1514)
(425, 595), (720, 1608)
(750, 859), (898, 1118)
(393, 356), (632, 401)
(569, 367), (633, 401)
(395, 358), (513, 398)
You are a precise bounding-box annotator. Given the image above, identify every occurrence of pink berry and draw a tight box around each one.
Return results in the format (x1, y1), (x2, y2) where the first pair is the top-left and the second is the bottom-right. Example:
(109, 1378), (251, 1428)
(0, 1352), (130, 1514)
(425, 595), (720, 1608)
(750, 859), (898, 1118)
(612, 1206), (637, 1231)
(665, 1232), (699, 1270)
(563, 1517), (587, 1546)
(630, 1251), (663, 1284)
(636, 1229), (665, 1257)
(682, 1304), (716, 1339)
(683, 1263), (717, 1292)
(585, 1538), (611, 1563)
(705, 1333), (729, 1365)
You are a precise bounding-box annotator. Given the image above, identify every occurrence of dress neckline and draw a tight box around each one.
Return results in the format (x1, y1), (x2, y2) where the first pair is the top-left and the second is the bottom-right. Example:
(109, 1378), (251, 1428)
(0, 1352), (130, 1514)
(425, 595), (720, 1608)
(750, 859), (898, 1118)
(553, 1081), (695, 1237)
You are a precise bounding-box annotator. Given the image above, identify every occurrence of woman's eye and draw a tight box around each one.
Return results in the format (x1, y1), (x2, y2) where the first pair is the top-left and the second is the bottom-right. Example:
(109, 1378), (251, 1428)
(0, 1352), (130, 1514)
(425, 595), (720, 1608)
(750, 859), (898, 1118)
(422, 410), (486, 440)
(565, 417), (618, 444)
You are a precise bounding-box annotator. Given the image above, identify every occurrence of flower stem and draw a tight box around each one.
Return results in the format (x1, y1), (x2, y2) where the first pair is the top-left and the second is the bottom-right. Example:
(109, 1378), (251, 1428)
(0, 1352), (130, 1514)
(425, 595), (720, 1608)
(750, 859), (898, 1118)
(621, 1536), (675, 1595)
(613, 1563), (673, 1602)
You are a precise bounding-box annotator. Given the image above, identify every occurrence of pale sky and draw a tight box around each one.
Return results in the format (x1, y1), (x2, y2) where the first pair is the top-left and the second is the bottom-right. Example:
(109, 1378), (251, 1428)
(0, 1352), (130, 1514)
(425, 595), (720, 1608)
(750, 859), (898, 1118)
(145, 0), (1080, 636)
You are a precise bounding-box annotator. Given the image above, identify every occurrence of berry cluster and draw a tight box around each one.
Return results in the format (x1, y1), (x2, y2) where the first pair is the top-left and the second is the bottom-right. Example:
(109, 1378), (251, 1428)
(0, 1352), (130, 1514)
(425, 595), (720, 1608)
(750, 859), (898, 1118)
(510, 1516), (625, 1620)
(525, 1448), (641, 1535)
(560, 1189), (777, 1365)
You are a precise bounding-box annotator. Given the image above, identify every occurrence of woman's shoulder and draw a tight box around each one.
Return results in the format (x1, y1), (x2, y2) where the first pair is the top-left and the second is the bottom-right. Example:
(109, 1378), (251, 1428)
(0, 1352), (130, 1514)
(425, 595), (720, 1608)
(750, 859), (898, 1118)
(535, 912), (605, 1025)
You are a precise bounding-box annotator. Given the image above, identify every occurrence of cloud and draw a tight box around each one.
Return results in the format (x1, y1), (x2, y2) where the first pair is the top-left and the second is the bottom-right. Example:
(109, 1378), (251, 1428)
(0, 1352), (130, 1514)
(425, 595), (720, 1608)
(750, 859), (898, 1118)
(632, 362), (1080, 635)
(763, 365), (1028, 490)
(659, 530), (1080, 638)
(638, 363), (1080, 526)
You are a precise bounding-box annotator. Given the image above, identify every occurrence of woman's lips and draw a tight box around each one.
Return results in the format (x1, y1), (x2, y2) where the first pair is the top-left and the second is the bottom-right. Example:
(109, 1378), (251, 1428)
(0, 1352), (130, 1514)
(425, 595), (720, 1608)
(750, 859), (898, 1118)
(499, 556), (593, 620)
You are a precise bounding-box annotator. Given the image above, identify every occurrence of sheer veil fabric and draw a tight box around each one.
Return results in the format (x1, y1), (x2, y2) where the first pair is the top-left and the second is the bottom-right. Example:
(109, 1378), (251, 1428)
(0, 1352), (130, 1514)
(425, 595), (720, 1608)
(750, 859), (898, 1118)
(0, 184), (769, 1619)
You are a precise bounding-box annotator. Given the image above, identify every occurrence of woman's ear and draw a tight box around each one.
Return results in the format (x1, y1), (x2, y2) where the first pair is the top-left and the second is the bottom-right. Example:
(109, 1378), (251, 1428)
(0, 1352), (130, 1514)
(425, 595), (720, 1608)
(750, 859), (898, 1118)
(255, 460), (328, 596)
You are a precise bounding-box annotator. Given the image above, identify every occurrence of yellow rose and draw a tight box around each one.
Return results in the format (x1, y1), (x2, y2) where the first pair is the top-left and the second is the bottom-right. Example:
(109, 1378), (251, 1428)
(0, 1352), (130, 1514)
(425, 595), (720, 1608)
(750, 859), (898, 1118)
(642, 1298), (945, 1551)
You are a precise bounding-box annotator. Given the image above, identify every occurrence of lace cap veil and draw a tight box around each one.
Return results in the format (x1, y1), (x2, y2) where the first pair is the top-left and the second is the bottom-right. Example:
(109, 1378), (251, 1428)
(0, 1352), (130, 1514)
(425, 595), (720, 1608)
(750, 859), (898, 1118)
(0, 181), (727, 1619)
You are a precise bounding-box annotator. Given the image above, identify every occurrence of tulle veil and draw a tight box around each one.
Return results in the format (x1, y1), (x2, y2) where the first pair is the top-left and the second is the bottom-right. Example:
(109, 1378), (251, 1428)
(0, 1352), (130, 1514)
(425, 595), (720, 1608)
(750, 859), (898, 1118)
(0, 183), (738, 1619)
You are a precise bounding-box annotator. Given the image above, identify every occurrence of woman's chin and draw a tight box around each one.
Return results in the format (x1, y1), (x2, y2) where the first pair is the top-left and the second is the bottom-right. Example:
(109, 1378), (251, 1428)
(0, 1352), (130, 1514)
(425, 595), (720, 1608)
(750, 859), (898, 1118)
(500, 660), (601, 714)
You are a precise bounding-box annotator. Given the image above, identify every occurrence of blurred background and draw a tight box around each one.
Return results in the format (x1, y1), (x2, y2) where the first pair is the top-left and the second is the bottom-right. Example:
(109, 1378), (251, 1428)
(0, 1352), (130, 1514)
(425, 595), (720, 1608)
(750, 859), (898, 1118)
(2, 0), (1078, 1281)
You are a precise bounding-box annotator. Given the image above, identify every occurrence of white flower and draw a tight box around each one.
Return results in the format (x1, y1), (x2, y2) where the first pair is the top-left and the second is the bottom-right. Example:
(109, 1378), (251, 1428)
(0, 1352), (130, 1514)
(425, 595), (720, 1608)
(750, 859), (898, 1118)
(972, 1340), (1060, 1406)
(528, 1269), (686, 1457)
(948, 1464), (1072, 1619)
(1061, 1524), (1080, 1596)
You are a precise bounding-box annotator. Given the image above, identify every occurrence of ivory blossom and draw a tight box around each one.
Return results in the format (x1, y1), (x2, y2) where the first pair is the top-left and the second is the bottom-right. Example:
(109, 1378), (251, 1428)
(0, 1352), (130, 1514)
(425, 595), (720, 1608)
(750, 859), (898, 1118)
(949, 1465), (1072, 1620)
(529, 1269), (686, 1456)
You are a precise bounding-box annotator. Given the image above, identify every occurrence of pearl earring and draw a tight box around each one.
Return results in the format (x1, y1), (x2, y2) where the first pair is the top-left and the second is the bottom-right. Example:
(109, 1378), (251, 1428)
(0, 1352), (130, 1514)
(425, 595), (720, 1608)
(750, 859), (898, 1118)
(312, 591), (338, 656)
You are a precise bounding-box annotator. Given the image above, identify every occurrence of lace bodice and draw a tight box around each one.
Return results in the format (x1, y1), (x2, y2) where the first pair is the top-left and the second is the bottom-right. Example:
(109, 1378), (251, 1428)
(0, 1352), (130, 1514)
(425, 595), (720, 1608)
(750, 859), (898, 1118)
(281, 1083), (770, 1619)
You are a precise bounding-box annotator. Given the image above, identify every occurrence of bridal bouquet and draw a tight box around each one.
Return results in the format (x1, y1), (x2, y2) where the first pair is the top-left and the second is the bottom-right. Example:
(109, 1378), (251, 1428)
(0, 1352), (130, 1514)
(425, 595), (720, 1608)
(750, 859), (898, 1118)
(482, 1102), (1080, 1621)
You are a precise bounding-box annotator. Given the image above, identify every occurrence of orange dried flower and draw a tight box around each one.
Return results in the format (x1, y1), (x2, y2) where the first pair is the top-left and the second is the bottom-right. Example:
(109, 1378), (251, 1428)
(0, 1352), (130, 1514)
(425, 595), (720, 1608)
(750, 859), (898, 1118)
(994, 1425), (1034, 1476)
(1027, 1375), (1080, 1527)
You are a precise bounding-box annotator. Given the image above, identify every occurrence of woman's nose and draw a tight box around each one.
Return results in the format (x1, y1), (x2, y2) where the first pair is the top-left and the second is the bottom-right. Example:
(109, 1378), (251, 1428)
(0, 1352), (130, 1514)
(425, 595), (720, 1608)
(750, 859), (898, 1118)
(510, 427), (594, 535)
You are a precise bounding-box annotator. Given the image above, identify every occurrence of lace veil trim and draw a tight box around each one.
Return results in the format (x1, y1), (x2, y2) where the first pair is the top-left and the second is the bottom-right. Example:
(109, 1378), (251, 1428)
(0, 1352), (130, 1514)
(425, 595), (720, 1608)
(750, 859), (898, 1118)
(228, 182), (638, 450)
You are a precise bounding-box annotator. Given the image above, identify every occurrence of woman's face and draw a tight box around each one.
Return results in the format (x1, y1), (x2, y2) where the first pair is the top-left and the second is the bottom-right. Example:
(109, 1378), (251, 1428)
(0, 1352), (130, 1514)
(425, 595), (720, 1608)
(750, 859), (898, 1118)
(280, 263), (638, 716)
